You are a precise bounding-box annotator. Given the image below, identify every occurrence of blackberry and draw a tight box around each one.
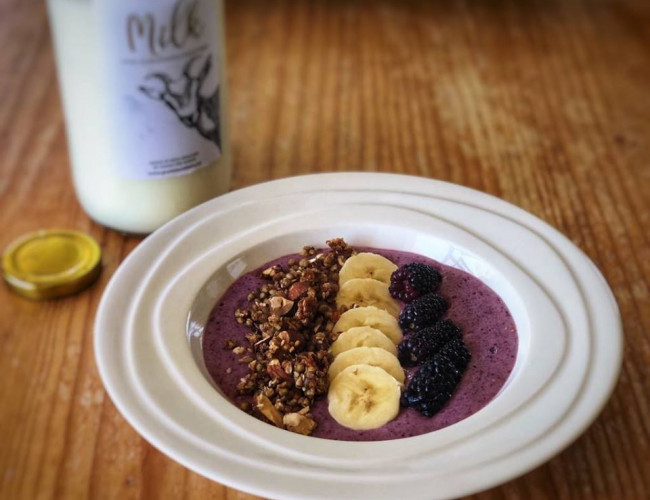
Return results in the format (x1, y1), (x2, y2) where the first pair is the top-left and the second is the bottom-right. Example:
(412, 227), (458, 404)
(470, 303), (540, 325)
(398, 293), (448, 332)
(438, 337), (471, 373)
(389, 263), (442, 303)
(397, 320), (462, 367)
(400, 356), (459, 415)
(401, 338), (471, 417)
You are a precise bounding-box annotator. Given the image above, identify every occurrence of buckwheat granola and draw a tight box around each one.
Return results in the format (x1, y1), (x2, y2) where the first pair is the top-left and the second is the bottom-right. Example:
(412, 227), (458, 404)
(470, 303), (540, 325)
(229, 238), (355, 435)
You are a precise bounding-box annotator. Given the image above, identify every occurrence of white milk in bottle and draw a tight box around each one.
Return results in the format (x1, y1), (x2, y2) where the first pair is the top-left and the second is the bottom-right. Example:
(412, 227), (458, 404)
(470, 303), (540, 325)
(46, 0), (231, 234)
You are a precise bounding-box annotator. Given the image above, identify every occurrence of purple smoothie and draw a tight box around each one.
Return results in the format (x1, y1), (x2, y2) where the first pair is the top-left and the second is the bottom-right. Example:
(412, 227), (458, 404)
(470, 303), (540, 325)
(202, 248), (518, 441)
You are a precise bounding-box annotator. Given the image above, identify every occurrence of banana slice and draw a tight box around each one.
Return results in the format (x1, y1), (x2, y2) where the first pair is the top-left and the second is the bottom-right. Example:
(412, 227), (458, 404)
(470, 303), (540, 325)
(333, 306), (402, 344)
(339, 252), (398, 286)
(328, 347), (405, 384)
(330, 326), (397, 357)
(328, 364), (401, 430)
(336, 278), (401, 317)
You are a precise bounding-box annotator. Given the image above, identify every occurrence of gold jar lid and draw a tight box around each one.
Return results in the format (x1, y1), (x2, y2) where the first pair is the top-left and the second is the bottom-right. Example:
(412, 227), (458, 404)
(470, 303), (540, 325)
(2, 229), (102, 300)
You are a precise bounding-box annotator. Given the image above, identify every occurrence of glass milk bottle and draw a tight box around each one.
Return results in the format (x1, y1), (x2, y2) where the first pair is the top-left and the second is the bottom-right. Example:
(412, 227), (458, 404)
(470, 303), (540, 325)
(46, 0), (231, 234)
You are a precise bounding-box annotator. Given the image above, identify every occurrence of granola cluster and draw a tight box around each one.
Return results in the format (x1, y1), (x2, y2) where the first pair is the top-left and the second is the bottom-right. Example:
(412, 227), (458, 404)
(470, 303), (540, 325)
(229, 238), (355, 435)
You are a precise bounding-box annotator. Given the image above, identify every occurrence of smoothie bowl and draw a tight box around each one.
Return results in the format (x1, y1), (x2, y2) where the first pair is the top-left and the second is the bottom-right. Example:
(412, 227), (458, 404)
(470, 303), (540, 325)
(95, 173), (621, 500)
(197, 238), (519, 441)
(172, 205), (561, 468)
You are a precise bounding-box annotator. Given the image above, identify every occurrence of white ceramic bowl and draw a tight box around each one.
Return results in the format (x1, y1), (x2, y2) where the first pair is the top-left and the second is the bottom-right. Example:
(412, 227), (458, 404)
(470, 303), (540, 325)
(95, 173), (622, 500)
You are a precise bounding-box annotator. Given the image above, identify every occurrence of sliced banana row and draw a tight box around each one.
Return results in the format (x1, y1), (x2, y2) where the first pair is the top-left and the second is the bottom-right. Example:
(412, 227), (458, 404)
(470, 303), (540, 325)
(327, 252), (405, 430)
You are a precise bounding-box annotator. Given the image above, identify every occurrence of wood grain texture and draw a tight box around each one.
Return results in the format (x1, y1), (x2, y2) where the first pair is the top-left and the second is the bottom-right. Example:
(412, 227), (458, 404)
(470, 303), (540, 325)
(1, 0), (649, 498)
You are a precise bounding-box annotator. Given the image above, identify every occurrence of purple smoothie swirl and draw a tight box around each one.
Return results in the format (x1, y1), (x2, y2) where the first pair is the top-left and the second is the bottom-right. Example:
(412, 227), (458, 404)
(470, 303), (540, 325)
(202, 247), (518, 441)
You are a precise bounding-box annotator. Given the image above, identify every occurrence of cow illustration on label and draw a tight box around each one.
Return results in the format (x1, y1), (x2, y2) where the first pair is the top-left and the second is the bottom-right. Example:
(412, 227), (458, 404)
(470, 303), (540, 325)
(139, 53), (221, 149)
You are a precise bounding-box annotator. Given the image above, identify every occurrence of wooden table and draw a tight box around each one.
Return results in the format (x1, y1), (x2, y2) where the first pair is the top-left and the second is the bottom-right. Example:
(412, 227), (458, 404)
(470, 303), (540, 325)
(1, 0), (649, 498)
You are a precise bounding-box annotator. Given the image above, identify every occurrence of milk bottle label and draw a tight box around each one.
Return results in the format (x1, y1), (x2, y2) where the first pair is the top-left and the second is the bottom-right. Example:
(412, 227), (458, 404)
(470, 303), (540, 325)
(97, 0), (222, 179)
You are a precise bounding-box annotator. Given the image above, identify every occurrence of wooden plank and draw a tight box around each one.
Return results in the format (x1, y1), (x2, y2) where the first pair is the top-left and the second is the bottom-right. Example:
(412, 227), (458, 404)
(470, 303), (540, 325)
(1, 0), (648, 498)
